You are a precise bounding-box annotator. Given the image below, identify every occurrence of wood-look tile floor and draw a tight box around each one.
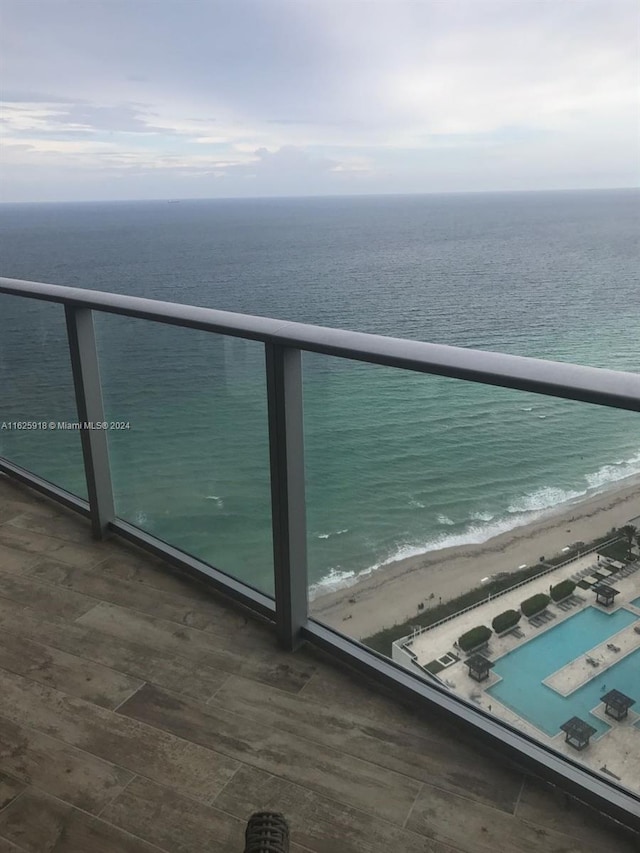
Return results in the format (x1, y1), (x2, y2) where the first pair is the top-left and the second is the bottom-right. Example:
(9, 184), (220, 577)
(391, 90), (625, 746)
(0, 474), (636, 853)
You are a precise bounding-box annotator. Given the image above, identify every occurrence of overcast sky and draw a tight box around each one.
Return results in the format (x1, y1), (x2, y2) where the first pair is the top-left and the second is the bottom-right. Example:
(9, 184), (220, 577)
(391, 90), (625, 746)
(1, 0), (638, 202)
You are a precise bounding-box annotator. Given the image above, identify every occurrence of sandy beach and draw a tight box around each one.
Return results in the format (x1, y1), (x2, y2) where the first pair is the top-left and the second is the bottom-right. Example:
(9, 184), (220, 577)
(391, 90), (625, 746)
(310, 478), (640, 640)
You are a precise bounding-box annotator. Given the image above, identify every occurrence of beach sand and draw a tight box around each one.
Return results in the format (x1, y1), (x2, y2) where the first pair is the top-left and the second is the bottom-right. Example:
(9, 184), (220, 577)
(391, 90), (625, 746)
(310, 478), (640, 641)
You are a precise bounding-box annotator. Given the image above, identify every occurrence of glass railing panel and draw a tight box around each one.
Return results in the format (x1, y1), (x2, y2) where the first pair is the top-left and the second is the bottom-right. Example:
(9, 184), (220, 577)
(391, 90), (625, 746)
(93, 313), (274, 594)
(304, 353), (640, 796)
(0, 294), (86, 497)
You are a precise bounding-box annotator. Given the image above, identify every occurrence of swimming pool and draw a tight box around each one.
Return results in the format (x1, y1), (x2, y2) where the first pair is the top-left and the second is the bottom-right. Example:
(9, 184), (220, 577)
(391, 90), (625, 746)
(487, 607), (639, 737)
(630, 596), (640, 608)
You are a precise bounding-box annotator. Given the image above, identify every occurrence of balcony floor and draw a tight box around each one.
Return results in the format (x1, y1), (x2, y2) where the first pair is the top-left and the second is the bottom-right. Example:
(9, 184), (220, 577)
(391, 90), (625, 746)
(0, 474), (637, 853)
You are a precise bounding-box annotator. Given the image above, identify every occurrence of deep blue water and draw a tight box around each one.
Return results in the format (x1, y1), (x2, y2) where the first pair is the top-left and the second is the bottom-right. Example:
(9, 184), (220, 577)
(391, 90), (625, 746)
(1, 190), (639, 595)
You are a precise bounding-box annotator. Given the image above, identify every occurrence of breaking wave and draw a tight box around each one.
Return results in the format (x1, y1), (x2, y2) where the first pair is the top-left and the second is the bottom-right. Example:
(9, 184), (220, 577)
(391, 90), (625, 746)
(316, 528), (349, 540)
(311, 447), (640, 598)
(205, 495), (224, 508)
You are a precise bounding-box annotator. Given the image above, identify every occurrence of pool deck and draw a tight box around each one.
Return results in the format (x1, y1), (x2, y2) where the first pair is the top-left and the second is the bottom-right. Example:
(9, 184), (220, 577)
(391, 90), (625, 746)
(3, 474), (638, 851)
(405, 551), (640, 796)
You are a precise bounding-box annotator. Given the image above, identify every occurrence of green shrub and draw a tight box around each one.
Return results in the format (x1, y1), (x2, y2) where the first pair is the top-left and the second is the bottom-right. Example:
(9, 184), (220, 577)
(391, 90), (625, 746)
(492, 610), (521, 633)
(458, 625), (492, 652)
(550, 580), (576, 602)
(521, 593), (550, 617)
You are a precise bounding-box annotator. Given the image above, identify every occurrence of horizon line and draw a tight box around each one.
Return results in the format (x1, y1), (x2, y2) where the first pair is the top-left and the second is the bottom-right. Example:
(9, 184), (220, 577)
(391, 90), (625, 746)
(1, 185), (638, 206)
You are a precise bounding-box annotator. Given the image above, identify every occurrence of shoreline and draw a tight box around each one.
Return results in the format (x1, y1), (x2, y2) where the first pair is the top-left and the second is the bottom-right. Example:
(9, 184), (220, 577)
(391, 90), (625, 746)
(310, 477), (640, 641)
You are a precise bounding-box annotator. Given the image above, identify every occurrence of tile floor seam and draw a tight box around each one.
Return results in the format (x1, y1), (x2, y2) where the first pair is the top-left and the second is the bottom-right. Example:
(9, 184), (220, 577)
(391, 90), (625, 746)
(13, 786), (171, 853)
(203, 763), (243, 807)
(6, 517), (94, 548)
(72, 600), (107, 622)
(213, 671), (483, 751)
(0, 564), (40, 583)
(111, 681), (148, 712)
(402, 780), (423, 829)
(77, 552), (221, 600)
(2, 681), (249, 780)
(0, 591), (97, 626)
(95, 772), (139, 819)
(295, 670), (320, 697)
(0, 833), (29, 853)
(9, 571), (216, 634)
(417, 778), (538, 822)
(145, 686), (429, 799)
(23, 558), (226, 621)
(0, 706), (137, 792)
(207, 770), (457, 848)
(10, 547), (112, 574)
(205, 673), (233, 705)
(71, 595), (237, 635)
(203, 687), (514, 803)
(0, 786), (27, 817)
(0, 541), (100, 572)
(518, 813), (639, 848)
(0, 513), (28, 529)
(0, 603), (233, 693)
(0, 628), (148, 686)
(294, 666), (447, 741)
(513, 775), (526, 815)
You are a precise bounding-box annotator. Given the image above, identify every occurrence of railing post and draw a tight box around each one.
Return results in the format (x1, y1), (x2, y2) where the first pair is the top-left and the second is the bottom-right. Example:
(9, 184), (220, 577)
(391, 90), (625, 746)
(64, 306), (115, 539)
(265, 343), (309, 651)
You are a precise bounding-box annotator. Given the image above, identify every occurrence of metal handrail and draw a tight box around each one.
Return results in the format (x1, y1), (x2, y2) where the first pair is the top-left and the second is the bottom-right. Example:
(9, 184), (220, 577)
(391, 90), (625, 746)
(1, 277), (639, 411)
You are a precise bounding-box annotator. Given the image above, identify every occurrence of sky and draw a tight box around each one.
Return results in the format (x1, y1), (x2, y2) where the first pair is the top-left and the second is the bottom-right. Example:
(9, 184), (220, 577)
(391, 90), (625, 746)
(1, 0), (639, 202)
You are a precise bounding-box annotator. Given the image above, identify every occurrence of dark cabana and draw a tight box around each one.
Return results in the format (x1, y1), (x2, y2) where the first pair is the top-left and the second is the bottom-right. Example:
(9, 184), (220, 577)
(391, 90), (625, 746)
(601, 689), (636, 721)
(464, 654), (495, 683)
(560, 716), (597, 750)
(593, 584), (619, 607)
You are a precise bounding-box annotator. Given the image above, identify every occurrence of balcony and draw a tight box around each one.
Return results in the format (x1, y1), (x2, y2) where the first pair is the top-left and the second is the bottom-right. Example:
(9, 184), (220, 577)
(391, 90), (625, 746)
(0, 276), (639, 849)
(0, 474), (637, 852)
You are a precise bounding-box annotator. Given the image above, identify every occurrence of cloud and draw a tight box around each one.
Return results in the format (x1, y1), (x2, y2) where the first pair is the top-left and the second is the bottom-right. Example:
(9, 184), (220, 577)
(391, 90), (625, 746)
(1, 0), (638, 201)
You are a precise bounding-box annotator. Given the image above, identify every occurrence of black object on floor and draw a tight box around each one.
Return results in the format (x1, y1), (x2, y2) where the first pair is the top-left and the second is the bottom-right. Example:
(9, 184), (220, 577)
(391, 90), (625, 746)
(244, 811), (290, 852)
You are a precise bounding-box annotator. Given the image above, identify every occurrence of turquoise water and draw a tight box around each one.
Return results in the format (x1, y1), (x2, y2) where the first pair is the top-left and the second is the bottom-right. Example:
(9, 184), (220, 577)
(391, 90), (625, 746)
(488, 607), (639, 737)
(1, 191), (638, 594)
(630, 597), (640, 608)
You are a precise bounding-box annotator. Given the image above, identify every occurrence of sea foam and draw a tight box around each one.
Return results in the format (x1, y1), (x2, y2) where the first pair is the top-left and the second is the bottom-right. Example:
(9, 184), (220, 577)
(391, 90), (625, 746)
(507, 485), (586, 514)
(585, 450), (640, 491)
(309, 566), (358, 598)
(314, 449), (640, 597)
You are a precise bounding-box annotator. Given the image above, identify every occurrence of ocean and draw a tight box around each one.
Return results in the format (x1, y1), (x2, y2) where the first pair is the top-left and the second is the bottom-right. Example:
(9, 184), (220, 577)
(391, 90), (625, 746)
(1, 189), (639, 597)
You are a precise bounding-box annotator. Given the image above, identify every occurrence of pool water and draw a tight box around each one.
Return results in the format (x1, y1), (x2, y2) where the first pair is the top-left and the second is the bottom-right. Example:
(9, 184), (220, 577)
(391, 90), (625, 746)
(630, 596), (640, 608)
(487, 607), (639, 737)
